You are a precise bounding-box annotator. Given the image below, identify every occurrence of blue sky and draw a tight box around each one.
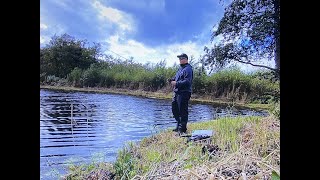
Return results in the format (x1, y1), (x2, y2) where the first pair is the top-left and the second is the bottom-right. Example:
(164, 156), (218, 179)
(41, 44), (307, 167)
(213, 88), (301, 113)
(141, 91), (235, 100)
(40, 0), (273, 71)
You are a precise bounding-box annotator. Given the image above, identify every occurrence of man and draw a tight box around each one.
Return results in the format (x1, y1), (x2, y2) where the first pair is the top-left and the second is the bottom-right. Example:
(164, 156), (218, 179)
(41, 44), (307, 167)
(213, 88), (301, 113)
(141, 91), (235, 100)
(169, 53), (193, 134)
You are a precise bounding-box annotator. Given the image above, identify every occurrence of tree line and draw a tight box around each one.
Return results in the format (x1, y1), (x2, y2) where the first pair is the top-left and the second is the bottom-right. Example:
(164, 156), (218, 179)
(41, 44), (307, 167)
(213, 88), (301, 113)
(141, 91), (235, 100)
(40, 34), (279, 104)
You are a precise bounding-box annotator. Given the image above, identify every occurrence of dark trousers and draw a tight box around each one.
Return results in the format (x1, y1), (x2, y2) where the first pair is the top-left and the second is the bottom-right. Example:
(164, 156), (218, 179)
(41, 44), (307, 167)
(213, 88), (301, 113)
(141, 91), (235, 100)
(172, 92), (191, 132)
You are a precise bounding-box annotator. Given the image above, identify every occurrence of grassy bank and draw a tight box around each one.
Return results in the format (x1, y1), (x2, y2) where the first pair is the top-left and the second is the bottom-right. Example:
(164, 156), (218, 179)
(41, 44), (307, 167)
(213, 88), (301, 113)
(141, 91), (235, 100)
(40, 85), (272, 111)
(63, 115), (280, 179)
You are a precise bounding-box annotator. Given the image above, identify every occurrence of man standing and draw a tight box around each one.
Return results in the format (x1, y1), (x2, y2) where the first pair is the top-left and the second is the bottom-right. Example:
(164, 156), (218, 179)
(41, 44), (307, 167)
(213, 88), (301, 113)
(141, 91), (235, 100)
(169, 53), (193, 134)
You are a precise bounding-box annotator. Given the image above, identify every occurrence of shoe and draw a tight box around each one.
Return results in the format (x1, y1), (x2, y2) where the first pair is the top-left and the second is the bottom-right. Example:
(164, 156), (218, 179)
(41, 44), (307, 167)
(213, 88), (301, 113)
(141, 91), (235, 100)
(172, 122), (181, 132)
(178, 129), (187, 134)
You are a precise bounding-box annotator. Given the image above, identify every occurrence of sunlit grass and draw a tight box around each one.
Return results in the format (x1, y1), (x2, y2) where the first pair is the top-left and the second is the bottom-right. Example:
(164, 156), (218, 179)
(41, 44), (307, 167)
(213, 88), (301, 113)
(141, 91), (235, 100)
(41, 57), (279, 106)
(64, 115), (280, 179)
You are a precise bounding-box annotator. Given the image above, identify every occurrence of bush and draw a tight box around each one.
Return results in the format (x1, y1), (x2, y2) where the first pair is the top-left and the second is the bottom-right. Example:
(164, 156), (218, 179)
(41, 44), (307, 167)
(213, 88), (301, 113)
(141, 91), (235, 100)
(45, 75), (60, 86)
(82, 64), (101, 87)
(67, 67), (83, 87)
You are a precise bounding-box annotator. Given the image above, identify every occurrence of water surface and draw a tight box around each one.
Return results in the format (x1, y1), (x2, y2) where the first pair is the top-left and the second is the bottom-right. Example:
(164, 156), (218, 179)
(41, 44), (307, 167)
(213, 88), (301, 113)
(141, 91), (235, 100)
(40, 89), (268, 179)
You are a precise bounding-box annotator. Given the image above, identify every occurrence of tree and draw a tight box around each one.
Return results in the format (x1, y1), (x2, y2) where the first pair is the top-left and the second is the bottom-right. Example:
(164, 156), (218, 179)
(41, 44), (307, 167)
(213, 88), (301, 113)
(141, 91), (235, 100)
(203, 0), (280, 77)
(40, 33), (100, 78)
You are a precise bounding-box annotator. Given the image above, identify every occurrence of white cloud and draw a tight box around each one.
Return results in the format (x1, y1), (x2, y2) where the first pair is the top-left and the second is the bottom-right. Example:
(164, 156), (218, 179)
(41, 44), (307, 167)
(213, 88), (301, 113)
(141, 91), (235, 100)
(40, 19), (65, 45)
(164, 42), (202, 60)
(104, 30), (274, 73)
(40, 35), (51, 45)
(40, 19), (49, 45)
(40, 36), (46, 44)
(40, 23), (48, 30)
(105, 35), (206, 67)
(91, 0), (135, 32)
(107, 0), (165, 14)
(230, 59), (275, 73)
(105, 35), (156, 62)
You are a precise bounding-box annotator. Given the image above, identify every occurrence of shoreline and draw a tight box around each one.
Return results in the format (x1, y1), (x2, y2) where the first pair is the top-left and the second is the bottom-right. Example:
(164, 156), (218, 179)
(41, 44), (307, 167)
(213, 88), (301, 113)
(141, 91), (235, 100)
(63, 115), (280, 179)
(40, 85), (271, 111)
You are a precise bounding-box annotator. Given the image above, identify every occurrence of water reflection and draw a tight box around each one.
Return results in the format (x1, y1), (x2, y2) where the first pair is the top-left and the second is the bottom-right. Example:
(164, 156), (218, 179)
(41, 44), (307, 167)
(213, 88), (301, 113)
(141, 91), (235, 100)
(40, 89), (268, 179)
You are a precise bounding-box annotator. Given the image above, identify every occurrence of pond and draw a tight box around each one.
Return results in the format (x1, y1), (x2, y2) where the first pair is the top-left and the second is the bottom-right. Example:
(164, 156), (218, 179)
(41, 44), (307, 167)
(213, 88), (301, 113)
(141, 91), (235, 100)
(40, 89), (268, 179)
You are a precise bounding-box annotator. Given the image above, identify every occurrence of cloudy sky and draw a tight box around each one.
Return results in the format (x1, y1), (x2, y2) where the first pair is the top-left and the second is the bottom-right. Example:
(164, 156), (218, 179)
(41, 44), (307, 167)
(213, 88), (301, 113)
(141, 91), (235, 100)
(40, 0), (273, 71)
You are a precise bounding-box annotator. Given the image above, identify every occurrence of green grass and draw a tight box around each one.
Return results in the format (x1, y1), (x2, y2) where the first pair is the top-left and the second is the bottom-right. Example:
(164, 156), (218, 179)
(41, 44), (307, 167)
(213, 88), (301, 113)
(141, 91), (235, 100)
(41, 57), (279, 105)
(64, 115), (280, 179)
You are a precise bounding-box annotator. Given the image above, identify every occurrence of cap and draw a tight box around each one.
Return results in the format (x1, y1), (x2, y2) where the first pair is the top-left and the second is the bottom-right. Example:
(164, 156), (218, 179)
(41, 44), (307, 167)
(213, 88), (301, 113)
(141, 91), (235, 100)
(177, 53), (188, 60)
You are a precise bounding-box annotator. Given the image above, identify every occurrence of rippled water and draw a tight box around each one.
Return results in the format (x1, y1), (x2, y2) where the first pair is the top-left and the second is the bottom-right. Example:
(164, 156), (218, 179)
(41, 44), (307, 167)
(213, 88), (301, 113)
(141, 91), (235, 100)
(40, 89), (268, 179)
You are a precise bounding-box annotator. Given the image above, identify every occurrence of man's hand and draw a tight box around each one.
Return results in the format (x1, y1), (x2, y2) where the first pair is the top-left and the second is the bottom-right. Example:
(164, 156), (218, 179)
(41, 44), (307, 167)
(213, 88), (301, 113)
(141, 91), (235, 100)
(171, 81), (176, 87)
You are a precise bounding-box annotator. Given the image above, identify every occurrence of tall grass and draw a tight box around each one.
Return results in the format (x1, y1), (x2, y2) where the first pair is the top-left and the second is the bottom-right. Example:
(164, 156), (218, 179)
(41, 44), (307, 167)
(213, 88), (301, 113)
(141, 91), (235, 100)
(206, 67), (252, 102)
(41, 58), (279, 104)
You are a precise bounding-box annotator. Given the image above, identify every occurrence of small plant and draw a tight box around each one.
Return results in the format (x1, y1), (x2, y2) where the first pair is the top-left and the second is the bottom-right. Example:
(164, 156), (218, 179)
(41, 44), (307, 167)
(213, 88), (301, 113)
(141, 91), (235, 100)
(45, 75), (60, 85)
(114, 145), (136, 179)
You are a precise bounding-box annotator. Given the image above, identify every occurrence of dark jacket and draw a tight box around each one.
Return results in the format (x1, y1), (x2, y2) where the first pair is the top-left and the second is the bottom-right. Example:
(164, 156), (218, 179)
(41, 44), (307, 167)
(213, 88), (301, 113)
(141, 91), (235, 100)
(173, 63), (193, 93)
